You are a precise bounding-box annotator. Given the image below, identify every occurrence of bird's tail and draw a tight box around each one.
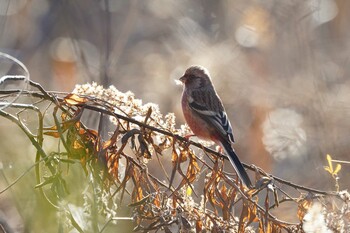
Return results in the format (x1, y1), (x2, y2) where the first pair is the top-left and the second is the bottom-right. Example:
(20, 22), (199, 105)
(220, 140), (253, 188)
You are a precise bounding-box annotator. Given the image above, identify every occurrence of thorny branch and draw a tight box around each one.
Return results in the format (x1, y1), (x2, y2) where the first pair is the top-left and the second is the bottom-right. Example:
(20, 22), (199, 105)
(0, 77), (348, 232)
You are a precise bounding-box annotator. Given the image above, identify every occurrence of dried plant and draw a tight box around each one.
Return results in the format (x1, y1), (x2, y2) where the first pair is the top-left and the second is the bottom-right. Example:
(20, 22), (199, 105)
(0, 70), (349, 232)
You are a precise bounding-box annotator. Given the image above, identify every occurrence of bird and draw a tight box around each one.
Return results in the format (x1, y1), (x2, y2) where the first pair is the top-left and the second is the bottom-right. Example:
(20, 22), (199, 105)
(179, 65), (253, 188)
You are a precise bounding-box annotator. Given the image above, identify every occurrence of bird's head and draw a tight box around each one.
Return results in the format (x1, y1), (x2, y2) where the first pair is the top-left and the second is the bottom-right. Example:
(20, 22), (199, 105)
(179, 65), (212, 89)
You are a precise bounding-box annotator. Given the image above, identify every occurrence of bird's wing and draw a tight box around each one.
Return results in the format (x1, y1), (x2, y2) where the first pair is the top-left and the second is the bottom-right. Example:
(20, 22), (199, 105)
(188, 100), (235, 143)
(189, 95), (252, 188)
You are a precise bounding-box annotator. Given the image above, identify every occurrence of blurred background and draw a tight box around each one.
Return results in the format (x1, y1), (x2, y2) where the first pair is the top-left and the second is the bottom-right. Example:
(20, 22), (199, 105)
(1, 0), (350, 231)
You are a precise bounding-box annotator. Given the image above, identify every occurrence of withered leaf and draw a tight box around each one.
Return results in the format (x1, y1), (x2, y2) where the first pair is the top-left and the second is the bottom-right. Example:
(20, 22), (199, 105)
(102, 126), (119, 150)
(247, 202), (258, 225)
(220, 184), (228, 201)
(238, 201), (249, 232)
(138, 134), (152, 159)
(144, 107), (152, 124)
(196, 220), (203, 233)
(128, 194), (151, 207)
(153, 193), (161, 208)
(169, 150), (178, 189)
(153, 144), (163, 154)
(64, 94), (88, 105)
(107, 153), (120, 181)
(121, 129), (140, 144)
(297, 198), (313, 221)
(43, 131), (61, 138)
(43, 125), (58, 131)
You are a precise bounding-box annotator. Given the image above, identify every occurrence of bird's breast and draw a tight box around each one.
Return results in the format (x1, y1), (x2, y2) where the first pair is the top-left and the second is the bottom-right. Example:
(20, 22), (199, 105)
(181, 93), (215, 141)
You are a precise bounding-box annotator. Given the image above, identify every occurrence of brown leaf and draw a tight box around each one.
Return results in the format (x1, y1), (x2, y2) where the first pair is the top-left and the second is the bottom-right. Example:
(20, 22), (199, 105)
(138, 134), (152, 159)
(64, 94), (88, 105)
(247, 202), (258, 224)
(204, 162), (222, 213)
(297, 198), (313, 221)
(266, 221), (271, 233)
(86, 128), (98, 137)
(172, 195), (177, 210)
(239, 213), (247, 231)
(73, 140), (84, 150)
(220, 184), (228, 201)
(157, 137), (171, 152)
(128, 194), (150, 207)
(207, 188), (216, 208)
(43, 131), (61, 138)
(43, 123), (69, 138)
(171, 149), (178, 162)
(219, 184), (230, 220)
(144, 107), (152, 124)
(273, 188), (279, 208)
(239, 201), (259, 232)
(172, 149), (199, 196)
(153, 144), (163, 154)
(179, 149), (188, 163)
(181, 150), (200, 190)
(132, 176), (143, 203)
(43, 125), (58, 131)
(102, 126), (119, 150)
(169, 150), (178, 189)
(258, 218), (265, 233)
(153, 193), (161, 208)
(196, 220), (203, 233)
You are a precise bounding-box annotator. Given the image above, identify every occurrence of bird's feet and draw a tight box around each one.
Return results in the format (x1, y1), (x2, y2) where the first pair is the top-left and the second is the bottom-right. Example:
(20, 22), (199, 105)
(184, 134), (195, 141)
(182, 134), (195, 147)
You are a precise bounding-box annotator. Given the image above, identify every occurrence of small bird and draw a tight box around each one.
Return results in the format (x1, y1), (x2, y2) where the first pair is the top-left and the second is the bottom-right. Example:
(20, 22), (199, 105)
(179, 65), (253, 188)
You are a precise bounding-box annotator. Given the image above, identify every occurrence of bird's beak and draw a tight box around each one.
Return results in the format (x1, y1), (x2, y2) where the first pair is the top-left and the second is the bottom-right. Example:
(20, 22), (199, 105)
(179, 75), (186, 83)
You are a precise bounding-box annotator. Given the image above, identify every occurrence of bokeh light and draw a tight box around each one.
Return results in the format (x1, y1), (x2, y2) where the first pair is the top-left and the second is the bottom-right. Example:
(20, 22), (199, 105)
(1, 0), (350, 231)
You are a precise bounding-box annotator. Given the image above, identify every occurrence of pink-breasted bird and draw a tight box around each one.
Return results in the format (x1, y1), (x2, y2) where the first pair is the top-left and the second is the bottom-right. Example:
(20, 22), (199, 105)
(179, 65), (252, 188)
